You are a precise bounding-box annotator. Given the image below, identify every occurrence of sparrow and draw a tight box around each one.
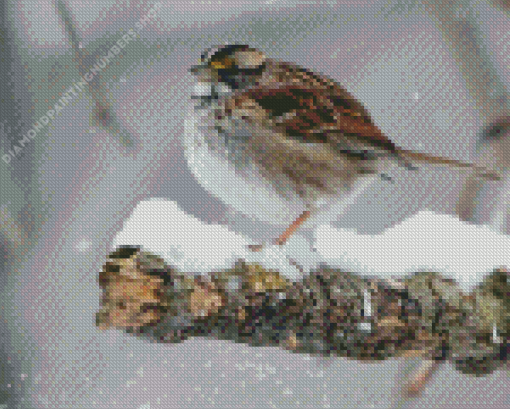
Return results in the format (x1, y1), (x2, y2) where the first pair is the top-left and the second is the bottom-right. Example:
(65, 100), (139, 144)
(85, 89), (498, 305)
(184, 44), (501, 252)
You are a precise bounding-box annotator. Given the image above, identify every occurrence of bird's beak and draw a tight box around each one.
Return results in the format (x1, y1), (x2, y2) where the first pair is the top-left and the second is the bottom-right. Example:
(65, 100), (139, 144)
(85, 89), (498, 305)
(189, 64), (216, 84)
(189, 64), (205, 75)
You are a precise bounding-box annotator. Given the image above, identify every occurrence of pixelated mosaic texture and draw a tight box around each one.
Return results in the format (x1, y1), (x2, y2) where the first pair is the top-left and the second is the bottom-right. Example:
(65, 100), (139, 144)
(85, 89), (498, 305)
(1, 0), (510, 408)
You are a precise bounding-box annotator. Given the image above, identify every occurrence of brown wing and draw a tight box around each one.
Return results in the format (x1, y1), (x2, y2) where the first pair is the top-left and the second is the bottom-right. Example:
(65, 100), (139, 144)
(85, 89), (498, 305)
(242, 81), (399, 159)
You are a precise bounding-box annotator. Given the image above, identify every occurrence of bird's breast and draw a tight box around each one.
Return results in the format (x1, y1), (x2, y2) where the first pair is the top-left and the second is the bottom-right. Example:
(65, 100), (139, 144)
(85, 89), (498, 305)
(184, 100), (309, 226)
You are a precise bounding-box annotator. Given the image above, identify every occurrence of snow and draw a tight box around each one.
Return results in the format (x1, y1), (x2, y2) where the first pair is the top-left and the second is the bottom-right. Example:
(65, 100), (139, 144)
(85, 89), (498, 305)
(113, 200), (508, 293)
(316, 210), (509, 293)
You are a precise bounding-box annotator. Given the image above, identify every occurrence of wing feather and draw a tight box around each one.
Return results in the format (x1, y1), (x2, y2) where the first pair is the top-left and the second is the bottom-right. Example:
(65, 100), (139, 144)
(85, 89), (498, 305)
(241, 80), (399, 158)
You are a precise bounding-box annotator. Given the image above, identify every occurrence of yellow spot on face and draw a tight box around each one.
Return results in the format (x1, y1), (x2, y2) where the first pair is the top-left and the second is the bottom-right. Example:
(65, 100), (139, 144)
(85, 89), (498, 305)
(210, 58), (233, 69)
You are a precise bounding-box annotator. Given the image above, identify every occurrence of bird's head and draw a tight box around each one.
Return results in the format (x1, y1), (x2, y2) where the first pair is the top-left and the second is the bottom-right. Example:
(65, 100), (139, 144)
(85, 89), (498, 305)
(190, 44), (266, 91)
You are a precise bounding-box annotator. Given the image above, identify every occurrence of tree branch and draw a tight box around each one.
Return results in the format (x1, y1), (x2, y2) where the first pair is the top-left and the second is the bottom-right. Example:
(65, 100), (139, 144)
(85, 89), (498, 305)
(96, 246), (509, 378)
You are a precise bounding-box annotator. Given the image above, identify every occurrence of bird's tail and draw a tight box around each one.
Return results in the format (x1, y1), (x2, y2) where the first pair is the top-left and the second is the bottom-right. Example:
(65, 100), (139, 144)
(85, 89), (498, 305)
(395, 149), (501, 181)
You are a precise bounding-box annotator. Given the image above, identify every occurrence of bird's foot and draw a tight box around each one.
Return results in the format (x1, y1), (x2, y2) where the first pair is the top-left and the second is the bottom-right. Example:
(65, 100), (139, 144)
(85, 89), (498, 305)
(247, 243), (265, 252)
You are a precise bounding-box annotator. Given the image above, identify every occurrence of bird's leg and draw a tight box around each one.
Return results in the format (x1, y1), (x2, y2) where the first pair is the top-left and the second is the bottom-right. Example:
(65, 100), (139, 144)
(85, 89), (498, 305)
(274, 210), (312, 246)
(248, 210), (312, 252)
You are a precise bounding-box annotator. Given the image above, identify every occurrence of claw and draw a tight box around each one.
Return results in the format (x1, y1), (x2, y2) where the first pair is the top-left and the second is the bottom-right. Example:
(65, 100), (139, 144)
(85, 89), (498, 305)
(247, 244), (264, 252)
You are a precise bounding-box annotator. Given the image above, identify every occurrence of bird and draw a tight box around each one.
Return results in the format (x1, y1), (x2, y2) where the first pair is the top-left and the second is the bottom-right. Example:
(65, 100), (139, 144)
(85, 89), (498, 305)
(183, 44), (501, 252)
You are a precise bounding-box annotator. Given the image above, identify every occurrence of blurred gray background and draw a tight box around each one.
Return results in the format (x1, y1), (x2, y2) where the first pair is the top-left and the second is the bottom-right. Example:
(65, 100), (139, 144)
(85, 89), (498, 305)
(1, 0), (509, 408)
